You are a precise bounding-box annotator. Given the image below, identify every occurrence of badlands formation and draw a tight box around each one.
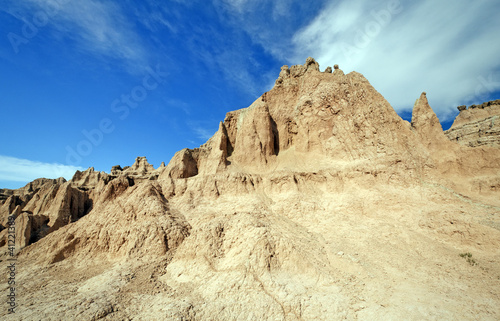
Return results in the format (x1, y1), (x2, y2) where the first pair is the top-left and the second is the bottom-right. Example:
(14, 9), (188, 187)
(445, 100), (500, 147)
(1, 58), (499, 320)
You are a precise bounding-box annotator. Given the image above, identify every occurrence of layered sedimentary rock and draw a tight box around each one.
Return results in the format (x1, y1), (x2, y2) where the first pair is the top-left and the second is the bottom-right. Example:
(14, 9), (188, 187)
(0, 179), (92, 251)
(445, 100), (500, 147)
(0, 157), (161, 253)
(1, 58), (499, 320)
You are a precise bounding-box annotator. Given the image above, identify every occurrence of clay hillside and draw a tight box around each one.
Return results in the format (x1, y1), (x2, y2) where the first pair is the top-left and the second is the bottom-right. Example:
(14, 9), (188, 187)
(445, 100), (500, 147)
(1, 58), (499, 320)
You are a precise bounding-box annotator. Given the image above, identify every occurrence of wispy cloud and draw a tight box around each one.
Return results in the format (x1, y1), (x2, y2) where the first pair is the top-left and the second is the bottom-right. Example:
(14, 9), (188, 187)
(0, 155), (84, 185)
(187, 120), (218, 142)
(292, 0), (500, 121)
(4, 0), (149, 72)
(129, 0), (181, 34)
(182, 18), (265, 97)
(4, 0), (498, 124)
(212, 0), (500, 121)
(208, 0), (330, 96)
(213, 0), (324, 61)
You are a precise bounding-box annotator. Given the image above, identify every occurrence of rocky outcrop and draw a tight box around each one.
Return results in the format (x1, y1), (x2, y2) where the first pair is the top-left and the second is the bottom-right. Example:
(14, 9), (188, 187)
(113, 156), (162, 181)
(197, 121), (230, 174)
(161, 122), (229, 179)
(0, 180), (91, 252)
(0, 156), (175, 254)
(1, 58), (500, 321)
(275, 57), (323, 85)
(0, 178), (66, 205)
(110, 165), (123, 175)
(468, 99), (500, 110)
(228, 100), (277, 166)
(0, 178), (65, 226)
(0, 156), (171, 254)
(23, 179), (191, 264)
(445, 100), (500, 147)
(411, 92), (452, 151)
(226, 59), (423, 171)
(71, 167), (110, 190)
(126, 156), (155, 174)
(163, 148), (199, 179)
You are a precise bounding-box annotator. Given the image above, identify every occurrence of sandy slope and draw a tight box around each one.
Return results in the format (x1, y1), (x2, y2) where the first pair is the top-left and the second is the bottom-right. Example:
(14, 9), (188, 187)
(1, 58), (499, 320)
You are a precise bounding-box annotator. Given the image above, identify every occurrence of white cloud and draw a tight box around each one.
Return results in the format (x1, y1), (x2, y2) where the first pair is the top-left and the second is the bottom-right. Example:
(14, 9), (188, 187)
(220, 0), (250, 13)
(216, 0), (500, 122)
(212, 0), (321, 60)
(5, 0), (148, 72)
(180, 19), (266, 98)
(218, 0), (292, 19)
(187, 121), (218, 142)
(0, 155), (84, 185)
(292, 0), (500, 121)
(5, 0), (498, 124)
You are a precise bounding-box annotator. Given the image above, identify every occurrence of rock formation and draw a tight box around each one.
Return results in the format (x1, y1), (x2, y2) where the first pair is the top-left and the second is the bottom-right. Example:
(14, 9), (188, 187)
(1, 58), (499, 320)
(445, 100), (500, 147)
(0, 178), (92, 251)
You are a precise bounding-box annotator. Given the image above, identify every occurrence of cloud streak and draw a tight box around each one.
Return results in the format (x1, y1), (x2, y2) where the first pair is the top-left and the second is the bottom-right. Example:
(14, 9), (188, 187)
(4, 0), (149, 72)
(217, 0), (500, 121)
(0, 155), (84, 186)
(187, 120), (218, 142)
(291, 0), (500, 121)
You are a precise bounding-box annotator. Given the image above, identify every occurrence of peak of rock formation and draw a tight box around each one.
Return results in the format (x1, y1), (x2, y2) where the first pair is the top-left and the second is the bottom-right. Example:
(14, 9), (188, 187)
(410, 92), (456, 158)
(445, 99), (500, 147)
(411, 92), (439, 132)
(1, 58), (500, 320)
(167, 57), (426, 178)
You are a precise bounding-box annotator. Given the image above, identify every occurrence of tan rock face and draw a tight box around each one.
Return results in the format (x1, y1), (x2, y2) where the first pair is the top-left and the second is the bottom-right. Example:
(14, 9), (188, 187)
(127, 156), (156, 174)
(0, 180), (92, 252)
(230, 101), (276, 166)
(0, 157), (160, 253)
(0, 178), (65, 208)
(1, 58), (500, 320)
(21, 179), (191, 265)
(410, 92), (457, 161)
(161, 122), (229, 180)
(223, 59), (425, 172)
(71, 167), (110, 189)
(445, 101), (500, 147)
(164, 148), (199, 179)
(411, 93), (441, 133)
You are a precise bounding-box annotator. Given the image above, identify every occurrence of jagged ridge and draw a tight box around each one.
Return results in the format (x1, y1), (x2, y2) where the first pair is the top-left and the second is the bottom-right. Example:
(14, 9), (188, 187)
(1, 58), (499, 320)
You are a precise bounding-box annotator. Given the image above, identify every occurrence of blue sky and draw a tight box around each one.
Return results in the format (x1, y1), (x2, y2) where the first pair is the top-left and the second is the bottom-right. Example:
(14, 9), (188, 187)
(1, 0), (499, 189)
